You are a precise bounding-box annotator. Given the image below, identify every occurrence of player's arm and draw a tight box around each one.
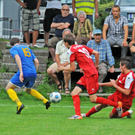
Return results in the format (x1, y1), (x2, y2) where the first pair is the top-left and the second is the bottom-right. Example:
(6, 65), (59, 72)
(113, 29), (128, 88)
(99, 79), (119, 87)
(58, 61), (76, 71)
(91, 50), (99, 70)
(16, 0), (27, 8)
(34, 58), (39, 72)
(15, 54), (23, 82)
(110, 79), (131, 95)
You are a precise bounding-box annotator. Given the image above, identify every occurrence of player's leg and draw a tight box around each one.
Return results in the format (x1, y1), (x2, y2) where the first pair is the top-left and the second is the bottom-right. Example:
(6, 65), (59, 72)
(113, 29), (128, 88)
(6, 82), (24, 114)
(47, 63), (62, 92)
(68, 85), (83, 119)
(25, 88), (51, 109)
(82, 104), (107, 117)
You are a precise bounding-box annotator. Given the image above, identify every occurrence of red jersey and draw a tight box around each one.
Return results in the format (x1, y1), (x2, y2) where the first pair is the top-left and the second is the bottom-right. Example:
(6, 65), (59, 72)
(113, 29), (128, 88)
(68, 45), (98, 77)
(116, 70), (135, 108)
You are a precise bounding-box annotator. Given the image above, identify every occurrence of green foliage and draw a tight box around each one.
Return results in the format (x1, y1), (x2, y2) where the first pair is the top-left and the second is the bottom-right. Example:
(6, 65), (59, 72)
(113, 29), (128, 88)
(94, 2), (114, 30)
(0, 38), (9, 42)
(0, 64), (9, 72)
(100, 0), (114, 4)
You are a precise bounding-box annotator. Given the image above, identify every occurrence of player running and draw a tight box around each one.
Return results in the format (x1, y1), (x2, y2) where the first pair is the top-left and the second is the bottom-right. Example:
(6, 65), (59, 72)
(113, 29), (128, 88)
(81, 57), (135, 118)
(58, 34), (122, 119)
(6, 38), (51, 114)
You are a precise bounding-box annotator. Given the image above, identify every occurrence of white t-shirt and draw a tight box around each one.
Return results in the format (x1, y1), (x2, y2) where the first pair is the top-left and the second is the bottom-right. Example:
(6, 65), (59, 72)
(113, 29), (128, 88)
(46, 0), (62, 9)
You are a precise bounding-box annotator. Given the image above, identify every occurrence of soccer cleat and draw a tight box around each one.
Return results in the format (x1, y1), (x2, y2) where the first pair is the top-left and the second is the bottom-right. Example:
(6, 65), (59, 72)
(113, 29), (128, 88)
(68, 115), (83, 119)
(45, 101), (51, 110)
(81, 113), (86, 117)
(16, 104), (25, 114)
(127, 110), (133, 118)
(116, 101), (122, 117)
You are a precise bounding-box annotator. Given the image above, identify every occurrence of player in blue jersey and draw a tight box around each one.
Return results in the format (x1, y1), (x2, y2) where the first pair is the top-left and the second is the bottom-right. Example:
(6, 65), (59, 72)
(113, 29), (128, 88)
(6, 37), (51, 114)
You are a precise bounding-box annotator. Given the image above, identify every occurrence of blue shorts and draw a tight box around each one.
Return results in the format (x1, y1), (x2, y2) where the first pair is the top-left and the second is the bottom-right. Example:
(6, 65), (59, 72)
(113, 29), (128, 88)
(10, 72), (37, 88)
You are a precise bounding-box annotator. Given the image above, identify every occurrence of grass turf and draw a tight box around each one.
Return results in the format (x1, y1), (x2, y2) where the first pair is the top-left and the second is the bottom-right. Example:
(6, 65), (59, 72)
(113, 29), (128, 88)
(0, 98), (135, 135)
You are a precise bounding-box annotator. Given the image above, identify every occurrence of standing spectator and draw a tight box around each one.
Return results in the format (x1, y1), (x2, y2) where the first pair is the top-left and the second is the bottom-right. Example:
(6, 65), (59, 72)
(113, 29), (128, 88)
(16, 0), (41, 47)
(58, 34), (122, 119)
(6, 37), (51, 114)
(48, 5), (74, 62)
(72, 0), (99, 24)
(87, 29), (115, 93)
(43, 0), (61, 47)
(47, 29), (77, 94)
(73, 11), (93, 45)
(103, 5), (128, 58)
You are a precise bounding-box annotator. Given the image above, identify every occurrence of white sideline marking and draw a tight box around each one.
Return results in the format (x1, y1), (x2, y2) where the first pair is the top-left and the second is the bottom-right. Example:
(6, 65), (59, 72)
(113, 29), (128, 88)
(0, 104), (134, 109)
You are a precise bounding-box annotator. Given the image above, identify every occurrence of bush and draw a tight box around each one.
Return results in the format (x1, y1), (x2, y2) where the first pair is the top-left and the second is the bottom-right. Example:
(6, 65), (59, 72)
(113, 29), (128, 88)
(94, 2), (114, 30)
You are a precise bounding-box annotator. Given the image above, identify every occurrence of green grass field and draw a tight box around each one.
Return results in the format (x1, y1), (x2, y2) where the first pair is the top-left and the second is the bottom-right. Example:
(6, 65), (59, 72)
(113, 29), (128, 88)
(0, 98), (135, 135)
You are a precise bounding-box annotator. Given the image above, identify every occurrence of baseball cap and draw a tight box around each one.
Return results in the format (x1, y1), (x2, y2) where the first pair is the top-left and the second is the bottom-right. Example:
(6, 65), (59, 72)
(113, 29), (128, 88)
(93, 29), (102, 35)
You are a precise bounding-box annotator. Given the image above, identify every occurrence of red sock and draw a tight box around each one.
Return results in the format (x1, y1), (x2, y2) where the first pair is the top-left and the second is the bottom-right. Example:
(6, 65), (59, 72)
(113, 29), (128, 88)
(86, 106), (98, 117)
(72, 95), (81, 116)
(121, 111), (130, 118)
(96, 97), (118, 108)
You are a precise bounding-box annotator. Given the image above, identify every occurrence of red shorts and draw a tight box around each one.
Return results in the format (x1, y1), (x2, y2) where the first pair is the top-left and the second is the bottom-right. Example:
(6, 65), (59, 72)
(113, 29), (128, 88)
(77, 74), (99, 95)
(108, 92), (132, 112)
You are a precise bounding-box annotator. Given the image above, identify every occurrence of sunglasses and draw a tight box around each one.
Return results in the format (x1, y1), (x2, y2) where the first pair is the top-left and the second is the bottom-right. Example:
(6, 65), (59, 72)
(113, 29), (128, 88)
(95, 34), (101, 36)
(62, 9), (69, 11)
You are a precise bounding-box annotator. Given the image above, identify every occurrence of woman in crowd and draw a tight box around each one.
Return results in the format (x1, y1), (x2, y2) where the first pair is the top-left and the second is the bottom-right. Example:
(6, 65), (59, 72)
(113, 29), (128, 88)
(73, 11), (93, 45)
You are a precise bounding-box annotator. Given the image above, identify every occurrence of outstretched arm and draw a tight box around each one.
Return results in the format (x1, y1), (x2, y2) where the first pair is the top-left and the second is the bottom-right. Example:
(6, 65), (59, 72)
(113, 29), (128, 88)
(34, 58), (39, 72)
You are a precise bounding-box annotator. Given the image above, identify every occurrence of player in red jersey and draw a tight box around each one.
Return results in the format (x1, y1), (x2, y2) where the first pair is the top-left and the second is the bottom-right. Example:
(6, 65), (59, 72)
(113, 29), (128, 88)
(81, 57), (135, 118)
(58, 34), (122, 119)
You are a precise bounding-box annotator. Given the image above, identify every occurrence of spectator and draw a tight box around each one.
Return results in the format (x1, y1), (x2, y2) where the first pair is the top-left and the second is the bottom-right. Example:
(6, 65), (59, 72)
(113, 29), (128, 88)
(43, 0), (61, 47)
(73, 11), (93, 45)
(48, 5), (74, 62)
(72, 0), (99, 24)
(87, 29), (115, 93)
(16, 0), (41, 47)
(47, 29), (77, 94)
(103, 5), (128, 58)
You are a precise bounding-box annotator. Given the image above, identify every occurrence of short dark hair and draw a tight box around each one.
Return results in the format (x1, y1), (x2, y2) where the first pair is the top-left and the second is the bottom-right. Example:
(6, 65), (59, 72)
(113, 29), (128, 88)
(120, 57), (132, 69)
(10, 37), (20, 46)
(63, 34), (75, 45)
(113, 5), (120, 11)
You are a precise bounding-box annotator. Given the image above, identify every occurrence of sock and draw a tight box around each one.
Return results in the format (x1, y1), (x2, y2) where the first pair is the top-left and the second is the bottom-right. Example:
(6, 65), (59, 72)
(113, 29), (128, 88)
(86, 106), (98, 117)
(72, 95), (81, 116)
(96, 97), (118, 108)
(121, 111), (130, 118)
(7, 89), (22, 107)
(30, 89), (48, 104)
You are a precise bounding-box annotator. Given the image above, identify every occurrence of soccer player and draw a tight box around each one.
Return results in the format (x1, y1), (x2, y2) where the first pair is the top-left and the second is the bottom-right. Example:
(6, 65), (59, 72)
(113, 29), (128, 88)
(6, 38), (51, 114)
(82, 57), (135, 118)
(58, 34), (122, 119)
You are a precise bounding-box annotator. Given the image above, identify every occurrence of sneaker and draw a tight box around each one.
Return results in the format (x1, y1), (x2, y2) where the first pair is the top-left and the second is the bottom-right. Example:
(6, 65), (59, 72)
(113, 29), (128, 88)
(68, 115), (83, 119)
(81, 113), (86, 117)
(127, 110), (133, 118)
(16, 104), (25, 114)
(26, 44), (31, 47)
(32, 44), (42, 48)
(45, 101), (51, 110)
(116, 101), (122, 117)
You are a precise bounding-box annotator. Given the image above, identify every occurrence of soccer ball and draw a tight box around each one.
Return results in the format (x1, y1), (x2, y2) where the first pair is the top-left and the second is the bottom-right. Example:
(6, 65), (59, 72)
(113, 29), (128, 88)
(50, 92), (61, 103)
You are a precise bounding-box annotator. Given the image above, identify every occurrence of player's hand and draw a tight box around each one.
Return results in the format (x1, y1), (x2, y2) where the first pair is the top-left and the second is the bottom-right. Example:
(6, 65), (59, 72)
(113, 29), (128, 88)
(21, 2), (27, 8)
(19, 72), (24, 83)
(122, 41), (128, 47)
(110, 79), (117, 87)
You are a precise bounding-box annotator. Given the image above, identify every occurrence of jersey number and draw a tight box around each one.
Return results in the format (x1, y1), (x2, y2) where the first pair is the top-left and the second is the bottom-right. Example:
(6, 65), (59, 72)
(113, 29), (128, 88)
(78, 48), (91, 58)
(22, 48), (31, 57)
